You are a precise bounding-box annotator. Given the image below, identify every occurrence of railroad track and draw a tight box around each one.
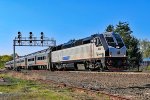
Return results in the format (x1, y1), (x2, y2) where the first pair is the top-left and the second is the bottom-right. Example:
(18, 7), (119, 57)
(68, 70), (150, 75)
(29, 69), (150, 75)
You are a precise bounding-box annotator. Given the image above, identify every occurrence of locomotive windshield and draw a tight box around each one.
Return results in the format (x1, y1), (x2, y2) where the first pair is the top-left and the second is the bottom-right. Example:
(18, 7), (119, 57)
(105, 36), (116, 47)
(113, 34), (124, 47)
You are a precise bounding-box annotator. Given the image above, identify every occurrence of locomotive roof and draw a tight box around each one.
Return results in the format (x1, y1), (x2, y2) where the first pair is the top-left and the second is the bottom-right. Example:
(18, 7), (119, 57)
(61, 33), (100, 46)
(26, 48), (50, 56)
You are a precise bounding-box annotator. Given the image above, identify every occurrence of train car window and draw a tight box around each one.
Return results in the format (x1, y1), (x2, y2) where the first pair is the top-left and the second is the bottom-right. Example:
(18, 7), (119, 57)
(105, 37), (116, 47)
(38, 57), (39, 60)
(21, 60), (24, 62)
(37, 56), (46, 60)
(28, 58), (34, 61)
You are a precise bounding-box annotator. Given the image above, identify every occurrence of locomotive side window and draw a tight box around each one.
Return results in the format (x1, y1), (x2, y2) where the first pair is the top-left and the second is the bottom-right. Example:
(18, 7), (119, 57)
(95, 37), (102, 47)
(83, 40), (90, 44)
(52, 47), (56, 51)
(75, 39), (83, 46)
(57, 45), (62, 50)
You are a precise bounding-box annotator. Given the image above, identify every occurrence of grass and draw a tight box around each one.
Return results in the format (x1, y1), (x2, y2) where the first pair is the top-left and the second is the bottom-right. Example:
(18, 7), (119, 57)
(0, 61), (5, 69)
(0, 72), (111, 100)
(0, 74), (73, 100)
(145, 66), (150, 70)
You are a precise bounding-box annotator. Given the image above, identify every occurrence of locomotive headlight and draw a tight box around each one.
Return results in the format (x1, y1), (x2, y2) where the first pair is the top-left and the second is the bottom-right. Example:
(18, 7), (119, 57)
(124, 52), (126, 57)
(109, 52), (112, 57)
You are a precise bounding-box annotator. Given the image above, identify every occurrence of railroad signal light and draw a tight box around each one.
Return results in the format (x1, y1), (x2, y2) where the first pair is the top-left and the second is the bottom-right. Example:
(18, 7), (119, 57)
(29, 32), (32, 39)
(41, 40), (43, 44)
(30, 40), (32, 43)
(18, 32), (21, 39)
(18, 32), (21, 43)
(41, 32), (44, 40)
(29, 32), (33, 43)
(18, 39), (20, 43)
(41, 32), (44, 44)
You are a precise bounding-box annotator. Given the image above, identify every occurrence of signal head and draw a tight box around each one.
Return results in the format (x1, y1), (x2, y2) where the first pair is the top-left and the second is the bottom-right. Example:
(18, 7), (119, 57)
(40, 32), (44, 40)
(29, 32), (33, 39)
(18, 31), (21, 39)
(41, 32), (44, 35)
(29, 32), (32, 35)
(18, 31), (21, 35)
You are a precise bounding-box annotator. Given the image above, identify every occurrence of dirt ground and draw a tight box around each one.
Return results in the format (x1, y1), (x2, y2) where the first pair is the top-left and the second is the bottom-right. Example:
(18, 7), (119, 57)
(1, 70), (150, 100)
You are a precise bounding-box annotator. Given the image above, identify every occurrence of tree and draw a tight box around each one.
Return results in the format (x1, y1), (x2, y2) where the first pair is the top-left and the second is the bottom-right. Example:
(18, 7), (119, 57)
(139, 39), (150, 58)
(106, 21), (142, 69)
(115, 22), (132, 49)
(105, 25), (114, 32)
(127, 37), (142, 68)
(0, 55), (13, 69)
(144, 48), (150, 58)
(1, 55), (13, 62)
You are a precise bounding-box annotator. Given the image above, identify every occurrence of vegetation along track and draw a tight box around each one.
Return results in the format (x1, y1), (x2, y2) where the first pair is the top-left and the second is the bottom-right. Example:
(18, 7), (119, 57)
(6, 70), (150, 100)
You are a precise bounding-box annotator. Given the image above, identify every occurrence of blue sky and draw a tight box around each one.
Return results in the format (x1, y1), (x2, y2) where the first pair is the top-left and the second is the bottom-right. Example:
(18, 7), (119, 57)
(0, 0), (150, 55)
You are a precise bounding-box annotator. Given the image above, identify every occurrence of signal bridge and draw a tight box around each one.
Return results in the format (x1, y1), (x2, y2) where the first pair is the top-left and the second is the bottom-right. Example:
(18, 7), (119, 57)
(13, 32), (56, 70)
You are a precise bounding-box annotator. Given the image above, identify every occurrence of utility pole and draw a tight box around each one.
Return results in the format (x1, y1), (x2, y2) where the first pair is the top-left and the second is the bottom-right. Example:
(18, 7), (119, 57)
(13, 32), (56, 70)
(13, 40), (16, 70)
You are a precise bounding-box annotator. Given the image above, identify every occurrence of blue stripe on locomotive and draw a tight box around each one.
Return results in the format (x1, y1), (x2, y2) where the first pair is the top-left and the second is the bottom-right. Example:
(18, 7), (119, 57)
(63, 56), (70, 60)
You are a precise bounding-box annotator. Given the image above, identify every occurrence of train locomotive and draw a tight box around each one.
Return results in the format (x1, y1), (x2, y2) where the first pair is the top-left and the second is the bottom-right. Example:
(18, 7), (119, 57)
(5, 32), (127, 71)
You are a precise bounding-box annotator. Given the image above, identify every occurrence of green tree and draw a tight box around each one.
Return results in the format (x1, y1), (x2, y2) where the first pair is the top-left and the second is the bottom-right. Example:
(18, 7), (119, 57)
(115, 22), (132, 49)
(106, 21), (142, 69)
(0, 55), (13, 69)
(144, 48), (150, 58)
(127, 37), (142, 68)
(139, 39), (150, 58)
(1, 55), (13, 62)
(105, 25), (114, 32)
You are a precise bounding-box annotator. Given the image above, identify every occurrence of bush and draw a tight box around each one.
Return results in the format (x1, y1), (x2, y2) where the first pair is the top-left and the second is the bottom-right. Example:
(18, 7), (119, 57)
(145, 66), (150, 70)
(0, 61), (5, 69)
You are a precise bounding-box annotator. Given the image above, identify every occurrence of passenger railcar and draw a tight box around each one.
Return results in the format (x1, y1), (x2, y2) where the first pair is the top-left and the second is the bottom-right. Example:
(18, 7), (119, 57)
(26, 48), (51, 70)
(5, 61), (13, 69)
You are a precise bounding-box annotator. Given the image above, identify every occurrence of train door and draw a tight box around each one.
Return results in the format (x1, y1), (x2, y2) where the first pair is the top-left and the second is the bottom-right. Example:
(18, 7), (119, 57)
(25, 58), (27, 69)
(35, 56), (36, 65)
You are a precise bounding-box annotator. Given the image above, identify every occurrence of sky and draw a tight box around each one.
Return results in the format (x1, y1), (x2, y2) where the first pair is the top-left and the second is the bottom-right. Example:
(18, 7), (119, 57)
(0, 0), (150, 56)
